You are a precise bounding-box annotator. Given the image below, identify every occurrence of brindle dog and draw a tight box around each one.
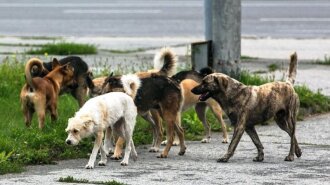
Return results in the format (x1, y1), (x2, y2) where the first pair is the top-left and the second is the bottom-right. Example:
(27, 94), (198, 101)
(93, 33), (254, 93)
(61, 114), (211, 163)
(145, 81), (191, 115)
(192, 53), (301, 162)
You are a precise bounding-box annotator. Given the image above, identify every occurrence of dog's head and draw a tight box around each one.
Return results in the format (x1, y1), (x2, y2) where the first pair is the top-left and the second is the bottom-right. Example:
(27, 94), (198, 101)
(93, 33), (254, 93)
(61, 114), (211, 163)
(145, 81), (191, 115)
(50, 58), (75, 86)
(191, 73), (228, 101)
(65, 116), (94, 146)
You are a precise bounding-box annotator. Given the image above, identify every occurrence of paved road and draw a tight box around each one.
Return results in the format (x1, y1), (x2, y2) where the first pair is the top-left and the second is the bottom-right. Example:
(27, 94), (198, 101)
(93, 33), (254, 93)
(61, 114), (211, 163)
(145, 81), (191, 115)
(1, 113), (329, 185)
(0, 0), (329, 38)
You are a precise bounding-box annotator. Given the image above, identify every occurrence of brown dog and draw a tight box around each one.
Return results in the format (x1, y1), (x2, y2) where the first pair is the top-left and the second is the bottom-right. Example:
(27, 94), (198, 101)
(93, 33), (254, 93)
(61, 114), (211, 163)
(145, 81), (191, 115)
(20, 58), (74, 129)
(192, 53), (301, 162)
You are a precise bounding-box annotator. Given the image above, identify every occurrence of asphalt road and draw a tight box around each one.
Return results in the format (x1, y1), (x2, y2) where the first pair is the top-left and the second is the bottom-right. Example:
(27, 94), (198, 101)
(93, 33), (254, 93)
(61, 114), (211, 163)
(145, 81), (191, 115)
(0, 0), (329, 38)
(1, 113), (329, 185)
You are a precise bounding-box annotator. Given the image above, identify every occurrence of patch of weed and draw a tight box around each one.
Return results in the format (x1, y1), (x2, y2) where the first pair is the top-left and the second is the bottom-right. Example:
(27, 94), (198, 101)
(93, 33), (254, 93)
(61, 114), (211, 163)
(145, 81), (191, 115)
(26, 42), (97, 55)
(58, 176), (126, 185)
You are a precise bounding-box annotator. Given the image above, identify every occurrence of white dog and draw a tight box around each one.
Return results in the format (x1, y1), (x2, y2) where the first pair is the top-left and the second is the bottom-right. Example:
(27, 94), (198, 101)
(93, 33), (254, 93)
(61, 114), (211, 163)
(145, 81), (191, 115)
(65, 74), (140, 168)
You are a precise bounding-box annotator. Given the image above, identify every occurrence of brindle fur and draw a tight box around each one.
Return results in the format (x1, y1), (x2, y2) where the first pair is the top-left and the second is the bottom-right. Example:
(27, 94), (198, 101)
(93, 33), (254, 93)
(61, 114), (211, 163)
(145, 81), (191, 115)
(192, 52), (301, 162)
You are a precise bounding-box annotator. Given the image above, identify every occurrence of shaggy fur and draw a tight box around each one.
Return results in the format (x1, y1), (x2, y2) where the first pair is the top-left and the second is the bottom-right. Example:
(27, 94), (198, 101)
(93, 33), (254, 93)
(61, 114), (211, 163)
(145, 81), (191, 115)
(20, 58), (75, 129)
(65, 74), (140, 168)
(29, 56), (94, 107)
(192, 52), (301, 162)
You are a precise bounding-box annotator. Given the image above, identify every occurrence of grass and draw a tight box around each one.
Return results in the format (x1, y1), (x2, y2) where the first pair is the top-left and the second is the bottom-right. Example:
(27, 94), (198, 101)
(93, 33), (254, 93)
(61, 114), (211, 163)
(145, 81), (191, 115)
(59, 176), (126, 185)
(267, 63), (280, 72)
(100, 48), (146, 54)
(0, 57), (329, 175)
(315, 55), (330, 65)
(26, 42), (97, 55)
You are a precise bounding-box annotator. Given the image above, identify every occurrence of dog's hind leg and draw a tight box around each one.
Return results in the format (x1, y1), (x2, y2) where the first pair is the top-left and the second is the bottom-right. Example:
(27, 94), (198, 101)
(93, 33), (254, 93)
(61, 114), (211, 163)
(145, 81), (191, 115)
(245, 126), (264, 162)
(49, 102), (58, 122)
(174, 114), (186, 156)
(120, 121), (135, 166)
(23, 105), (34, 127)
(275, 110), (300, 161)
(142, 111), (162, 152)
(158, 113), (175, 158)
(86, 131), (104, 169)
(104, 127), (114, 155)
(208, 101), (228, 143)
(34, 98), (46, 129)
(195, 103), (211, 143)
(218, 117), (246, 162)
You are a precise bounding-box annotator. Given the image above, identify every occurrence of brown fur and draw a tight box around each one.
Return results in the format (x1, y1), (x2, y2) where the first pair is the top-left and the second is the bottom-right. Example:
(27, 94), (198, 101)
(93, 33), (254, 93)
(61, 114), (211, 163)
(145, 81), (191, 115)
(192, 52), (301, 162)
(20, 58), (74, 129)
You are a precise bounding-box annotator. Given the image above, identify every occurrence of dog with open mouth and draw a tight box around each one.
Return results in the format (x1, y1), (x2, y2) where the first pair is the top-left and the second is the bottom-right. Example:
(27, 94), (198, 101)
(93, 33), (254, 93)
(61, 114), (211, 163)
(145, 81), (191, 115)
(192, 53), (301, 162)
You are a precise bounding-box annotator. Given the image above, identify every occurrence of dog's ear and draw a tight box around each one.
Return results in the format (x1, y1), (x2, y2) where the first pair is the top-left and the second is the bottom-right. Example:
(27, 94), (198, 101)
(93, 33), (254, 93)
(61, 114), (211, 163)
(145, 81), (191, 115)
(215, 76), (228, 92)
(52, 58), (60, 68)
(61, 63), (74, 73)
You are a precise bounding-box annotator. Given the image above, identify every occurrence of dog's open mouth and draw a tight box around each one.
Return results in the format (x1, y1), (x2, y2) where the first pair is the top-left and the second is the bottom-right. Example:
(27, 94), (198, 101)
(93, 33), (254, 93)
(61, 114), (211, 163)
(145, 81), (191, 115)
(199, 92), (211, 101)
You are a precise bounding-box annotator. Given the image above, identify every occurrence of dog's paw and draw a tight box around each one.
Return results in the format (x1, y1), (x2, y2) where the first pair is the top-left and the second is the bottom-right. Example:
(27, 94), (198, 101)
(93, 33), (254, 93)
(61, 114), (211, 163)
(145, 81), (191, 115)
(149, 147), (159, 153)
(110, 155), (122, 160)
(161, 140), (167, 146)
(284, 155), (294, 162)
(295, 148), (302, 158)
(178, 151), (185, 156)
(217, 157), (229, 163)
(85, 164), (94, 169)
(120, 161), (128, 166)
(98, 161), (107, 166)
(253, 156), (264, 162)
(106, 149), (114, 156)
(201, 138), (210, 143)
(222, 138), (228, 143)
(157, 154), (167, 158)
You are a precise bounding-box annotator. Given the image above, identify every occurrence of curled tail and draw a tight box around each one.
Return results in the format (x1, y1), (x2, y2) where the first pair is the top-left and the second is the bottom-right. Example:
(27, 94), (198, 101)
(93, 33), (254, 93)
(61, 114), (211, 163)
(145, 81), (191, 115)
(121, 74), (141, 99)
(286, 52), (298, 85)
(25, 58), (44, 90)
(153, 47), (177, 76)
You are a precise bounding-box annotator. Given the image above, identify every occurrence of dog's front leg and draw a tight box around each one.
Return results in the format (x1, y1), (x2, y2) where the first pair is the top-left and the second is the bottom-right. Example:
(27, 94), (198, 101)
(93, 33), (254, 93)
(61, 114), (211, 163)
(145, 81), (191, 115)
(85, 131), (104, 169)
(218, 116), (246, 162)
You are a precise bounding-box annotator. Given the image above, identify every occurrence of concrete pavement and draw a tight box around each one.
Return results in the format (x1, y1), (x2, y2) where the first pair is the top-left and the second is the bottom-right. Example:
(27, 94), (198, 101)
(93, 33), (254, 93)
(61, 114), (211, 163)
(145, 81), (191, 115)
(0, 113), (329, 185)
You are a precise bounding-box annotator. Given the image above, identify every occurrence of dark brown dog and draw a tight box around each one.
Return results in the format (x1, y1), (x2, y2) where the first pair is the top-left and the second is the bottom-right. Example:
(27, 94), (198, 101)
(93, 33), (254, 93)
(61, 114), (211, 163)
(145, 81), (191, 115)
(20, 58), (75, 129)
(29, 56), (94, 107)
(192, 53), (301, 162)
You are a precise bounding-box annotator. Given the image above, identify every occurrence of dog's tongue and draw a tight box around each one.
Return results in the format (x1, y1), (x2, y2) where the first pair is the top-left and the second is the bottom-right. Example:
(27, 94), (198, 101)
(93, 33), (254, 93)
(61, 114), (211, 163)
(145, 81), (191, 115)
(199, 92), (209, 101)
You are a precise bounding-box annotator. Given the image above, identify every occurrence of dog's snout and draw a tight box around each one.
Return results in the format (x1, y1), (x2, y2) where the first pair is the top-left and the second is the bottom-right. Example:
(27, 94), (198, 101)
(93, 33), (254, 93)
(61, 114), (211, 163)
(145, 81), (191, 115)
(66, 140), (72, 145)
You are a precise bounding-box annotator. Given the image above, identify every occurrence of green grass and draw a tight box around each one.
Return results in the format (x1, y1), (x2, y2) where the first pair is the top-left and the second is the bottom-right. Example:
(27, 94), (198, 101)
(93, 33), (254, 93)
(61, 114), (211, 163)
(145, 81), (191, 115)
(26, 42), (97, 55)
(315, 55), (330, 65)
(58, 176), (126, 185)
(100, 48), (146, 54)
(267, 63), (280, 72)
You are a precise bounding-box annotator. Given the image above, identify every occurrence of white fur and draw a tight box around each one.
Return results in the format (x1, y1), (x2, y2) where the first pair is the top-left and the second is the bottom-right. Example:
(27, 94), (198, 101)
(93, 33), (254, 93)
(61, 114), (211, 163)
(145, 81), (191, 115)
(120, 74), (141, 99)
(65, 92), (138, 168)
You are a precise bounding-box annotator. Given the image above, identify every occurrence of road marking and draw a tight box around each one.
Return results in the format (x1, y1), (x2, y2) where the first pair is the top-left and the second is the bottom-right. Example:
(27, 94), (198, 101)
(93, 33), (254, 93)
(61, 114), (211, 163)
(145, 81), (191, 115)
(260, 18), (330, 22)
(63, 9), (161, 14)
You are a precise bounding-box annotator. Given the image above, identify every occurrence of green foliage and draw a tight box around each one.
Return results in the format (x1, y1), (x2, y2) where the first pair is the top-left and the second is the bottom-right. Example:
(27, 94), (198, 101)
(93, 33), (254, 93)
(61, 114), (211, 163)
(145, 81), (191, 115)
(267, 63), (280, 72)
(239, 71), (272, 86)
(295, 86), (330, 114)
(26, 42), (97, 55)
(181, 109), (204, 140)
(315, 55), (330, 65)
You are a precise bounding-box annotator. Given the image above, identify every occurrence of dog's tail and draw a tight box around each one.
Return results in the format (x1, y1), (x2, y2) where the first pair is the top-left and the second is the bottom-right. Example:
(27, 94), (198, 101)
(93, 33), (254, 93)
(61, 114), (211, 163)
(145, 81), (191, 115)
(121, 74), (141, 99)
(25, 58), (44, 90)
(153, 47), (177, 76)
(286, 52), (298, 85)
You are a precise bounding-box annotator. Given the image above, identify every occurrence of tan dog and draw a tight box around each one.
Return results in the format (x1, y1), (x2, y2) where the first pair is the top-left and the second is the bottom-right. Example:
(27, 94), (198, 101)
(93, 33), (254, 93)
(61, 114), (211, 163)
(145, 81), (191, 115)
(180, 79), (228, 143)
(192, 53), (301, 162)
(20, 58), (74, 129)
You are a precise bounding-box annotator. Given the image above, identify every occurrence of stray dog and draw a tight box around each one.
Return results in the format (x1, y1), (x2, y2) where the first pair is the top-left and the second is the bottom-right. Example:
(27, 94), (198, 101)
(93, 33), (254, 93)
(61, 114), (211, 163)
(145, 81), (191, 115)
(65, 74), (140, 168)
(168, 67), (228, 143)
(192, 53), (301, 162)
(100, 47), (177, 155)
(20, 58), (74, 129)
(29, 56), (94, 107)
(103, 74), (186, 158)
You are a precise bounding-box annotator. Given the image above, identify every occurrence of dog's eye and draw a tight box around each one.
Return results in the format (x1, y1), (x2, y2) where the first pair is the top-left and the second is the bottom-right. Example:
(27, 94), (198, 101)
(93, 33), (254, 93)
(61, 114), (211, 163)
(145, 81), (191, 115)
(73, 129), (79, 134)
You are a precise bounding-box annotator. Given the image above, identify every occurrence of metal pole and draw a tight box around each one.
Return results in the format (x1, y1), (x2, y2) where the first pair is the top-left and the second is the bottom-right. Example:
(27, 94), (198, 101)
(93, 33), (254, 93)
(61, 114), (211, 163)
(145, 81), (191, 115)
(204, 0), (212, 40)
